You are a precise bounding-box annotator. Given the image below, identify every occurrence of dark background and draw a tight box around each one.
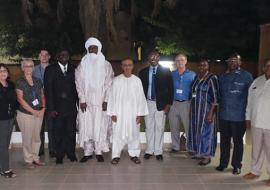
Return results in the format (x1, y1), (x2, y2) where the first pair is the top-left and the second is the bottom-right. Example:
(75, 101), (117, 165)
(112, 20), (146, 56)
(1, 0), (270, 62)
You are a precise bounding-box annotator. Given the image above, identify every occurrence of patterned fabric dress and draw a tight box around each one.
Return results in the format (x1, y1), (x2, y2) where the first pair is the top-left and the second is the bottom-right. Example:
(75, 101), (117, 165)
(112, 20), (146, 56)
(187, 73), (219, 157)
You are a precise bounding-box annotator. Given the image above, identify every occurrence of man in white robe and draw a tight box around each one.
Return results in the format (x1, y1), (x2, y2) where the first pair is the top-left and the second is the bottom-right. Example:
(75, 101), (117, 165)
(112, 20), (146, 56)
(107, 58), (148, 165)
(243, 58), (270, 186)
(75, 37), (114, 162)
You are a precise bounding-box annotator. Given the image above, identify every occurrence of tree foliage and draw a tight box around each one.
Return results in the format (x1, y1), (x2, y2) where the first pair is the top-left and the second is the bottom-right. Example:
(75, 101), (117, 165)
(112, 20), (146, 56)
(1, 0), (84, 58)
(136, 0), (270, 60)
(1, 0), (270, 60)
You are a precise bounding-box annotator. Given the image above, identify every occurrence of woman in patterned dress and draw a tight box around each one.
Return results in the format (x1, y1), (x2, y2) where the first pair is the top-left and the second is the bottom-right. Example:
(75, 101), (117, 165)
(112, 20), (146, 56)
(187, 59), (219, 165)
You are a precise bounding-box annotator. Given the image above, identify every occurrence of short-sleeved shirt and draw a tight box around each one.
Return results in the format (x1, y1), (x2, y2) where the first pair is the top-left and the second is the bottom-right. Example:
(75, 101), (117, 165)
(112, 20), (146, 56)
(171, 69), (196, 101)
(219, 68), (253, 122)
(16, 76), (43, 115)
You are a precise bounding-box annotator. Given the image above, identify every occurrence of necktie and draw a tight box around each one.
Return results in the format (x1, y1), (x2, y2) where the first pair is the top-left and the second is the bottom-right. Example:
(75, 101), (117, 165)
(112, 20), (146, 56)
(64, 65), (67, 76)
(151, 67), (156, 99)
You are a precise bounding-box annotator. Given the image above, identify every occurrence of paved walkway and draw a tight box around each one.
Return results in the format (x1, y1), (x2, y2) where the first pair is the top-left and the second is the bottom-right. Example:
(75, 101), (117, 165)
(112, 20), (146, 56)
(0, 146), (268, 190)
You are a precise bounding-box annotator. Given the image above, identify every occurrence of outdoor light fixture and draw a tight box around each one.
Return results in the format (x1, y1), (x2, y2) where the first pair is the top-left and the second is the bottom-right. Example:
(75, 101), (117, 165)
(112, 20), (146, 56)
(159, 60), (174, 70)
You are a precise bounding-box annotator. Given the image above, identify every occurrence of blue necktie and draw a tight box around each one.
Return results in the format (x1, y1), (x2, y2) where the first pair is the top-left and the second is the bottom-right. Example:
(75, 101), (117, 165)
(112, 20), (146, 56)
(151, 67), (156, 99)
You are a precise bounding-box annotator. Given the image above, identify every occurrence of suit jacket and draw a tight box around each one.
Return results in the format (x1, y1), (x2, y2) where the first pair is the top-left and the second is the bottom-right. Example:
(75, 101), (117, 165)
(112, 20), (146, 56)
(44, 63), (78, 116)
(139, 65), (173, 111)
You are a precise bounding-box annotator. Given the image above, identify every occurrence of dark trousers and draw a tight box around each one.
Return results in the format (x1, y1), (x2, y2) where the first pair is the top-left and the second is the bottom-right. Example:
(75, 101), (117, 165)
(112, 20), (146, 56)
(53, 113), (76, 159)
(39, 113), (55, 154)
(0, 119), (14, 172)
(39, 120), (45, 154)
(219, 120), (246, 168)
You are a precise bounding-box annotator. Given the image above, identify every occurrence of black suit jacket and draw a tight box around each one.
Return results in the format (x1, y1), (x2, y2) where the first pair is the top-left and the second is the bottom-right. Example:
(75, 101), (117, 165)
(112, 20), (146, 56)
(139, 65), (173, 111)
(44, 63), (78, 116)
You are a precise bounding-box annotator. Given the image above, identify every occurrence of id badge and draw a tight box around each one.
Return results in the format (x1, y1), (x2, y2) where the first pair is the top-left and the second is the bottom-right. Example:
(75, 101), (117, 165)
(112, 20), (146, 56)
(176, 89), (183, 94)
(192, 93), (196, 98)
(32, 99), (39, 106)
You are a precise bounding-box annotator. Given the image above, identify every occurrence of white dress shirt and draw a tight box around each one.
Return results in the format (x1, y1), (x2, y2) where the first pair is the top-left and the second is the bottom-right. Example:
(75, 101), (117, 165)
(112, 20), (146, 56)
(246, 75), (270, 129)
(58, 62), (68, 74)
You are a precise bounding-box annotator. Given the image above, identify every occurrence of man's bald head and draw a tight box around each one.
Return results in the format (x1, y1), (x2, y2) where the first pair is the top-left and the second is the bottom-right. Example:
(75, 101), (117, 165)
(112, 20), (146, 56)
(121, 58), (134, 77)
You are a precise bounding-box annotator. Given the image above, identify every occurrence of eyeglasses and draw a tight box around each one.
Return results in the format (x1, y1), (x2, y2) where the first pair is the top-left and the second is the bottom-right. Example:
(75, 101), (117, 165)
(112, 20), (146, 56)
(23, 65), (34, 68)
(0, 69), (8, 73)
(175, 59), (186, 62)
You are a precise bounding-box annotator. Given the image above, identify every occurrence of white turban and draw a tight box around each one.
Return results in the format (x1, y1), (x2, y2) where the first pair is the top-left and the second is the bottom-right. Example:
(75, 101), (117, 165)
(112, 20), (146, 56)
(78, 37), (106, 94)
(85, 37), (102, 53)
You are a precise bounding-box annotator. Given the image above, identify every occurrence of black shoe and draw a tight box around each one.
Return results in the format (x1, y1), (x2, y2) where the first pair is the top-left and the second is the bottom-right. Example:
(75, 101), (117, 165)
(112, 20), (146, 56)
(56, 158), (63, 164)
(1, 170), (16, 178)
(156, 155), (163, 161)
(144, 153), (152, 160)
(188, 152), (196, 156)
(80, 156), (93, 163)
(191, 156), (204, 160)
(232, 167), (241, 175)
(170, 149), (179, 153)
(111, 157), (120, 165)
(216, 165), (226, 171)
(130, 156), (141, 164)
(68, 156), (78, 162)
(96, 155), (104, 162)
(49, 151), (56, 158)
(38, 151), (44, 156)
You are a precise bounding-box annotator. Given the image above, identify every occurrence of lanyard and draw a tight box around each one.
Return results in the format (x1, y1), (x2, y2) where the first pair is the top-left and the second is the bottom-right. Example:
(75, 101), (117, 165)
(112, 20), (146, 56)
(31, 85), (36, 99)
(193, 72), (209, 93)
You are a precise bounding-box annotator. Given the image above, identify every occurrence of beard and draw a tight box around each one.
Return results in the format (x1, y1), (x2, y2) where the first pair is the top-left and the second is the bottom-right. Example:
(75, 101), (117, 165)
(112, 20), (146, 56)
(88, 53), (98, 61)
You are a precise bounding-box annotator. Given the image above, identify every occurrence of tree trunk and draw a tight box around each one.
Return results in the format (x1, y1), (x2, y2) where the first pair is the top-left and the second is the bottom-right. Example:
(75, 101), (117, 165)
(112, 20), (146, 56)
(151, 0), (161, 18)
(104, 0), (119, 42)
(35, 0), (51, 14)
(78, 0), (101, 39)
(152, 0), (178, 17)
(21, 0), (34, 27)
(78, 0), (121, 52)
(165, 0), (178, 9)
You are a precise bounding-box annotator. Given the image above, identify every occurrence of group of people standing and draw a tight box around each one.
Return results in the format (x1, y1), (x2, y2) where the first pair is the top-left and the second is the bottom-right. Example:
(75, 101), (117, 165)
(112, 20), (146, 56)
(0, 37), (270, 186)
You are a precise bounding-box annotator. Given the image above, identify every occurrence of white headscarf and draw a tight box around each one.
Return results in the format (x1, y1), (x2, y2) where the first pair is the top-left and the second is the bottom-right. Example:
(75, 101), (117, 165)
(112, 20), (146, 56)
(85, 37), (102, 52)
(80, 37), (106, 92)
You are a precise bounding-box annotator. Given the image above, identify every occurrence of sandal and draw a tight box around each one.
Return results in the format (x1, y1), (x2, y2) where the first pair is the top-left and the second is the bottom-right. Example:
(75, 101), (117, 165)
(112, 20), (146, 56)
(198, 158), (211, 166)
(130, 156), (141, 164)
(33, 161), (45, 166)
(26, 163), (35, 169)
(111, 157), (120, 165)
(1, 170), (16, 178)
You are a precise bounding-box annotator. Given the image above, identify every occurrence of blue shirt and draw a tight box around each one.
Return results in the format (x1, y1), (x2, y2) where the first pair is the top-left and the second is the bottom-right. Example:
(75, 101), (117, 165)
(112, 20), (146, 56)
(219, 68), (253, 122)
(171, 69), (196, 101)
(147, 65), (158, 99)
(32, 64), (45, 85)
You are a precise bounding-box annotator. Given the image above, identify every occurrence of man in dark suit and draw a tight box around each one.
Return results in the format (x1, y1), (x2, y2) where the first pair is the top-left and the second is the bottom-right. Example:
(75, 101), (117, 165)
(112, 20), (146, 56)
(44, 49), (78, 164)
(139, 50), (173, 161)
